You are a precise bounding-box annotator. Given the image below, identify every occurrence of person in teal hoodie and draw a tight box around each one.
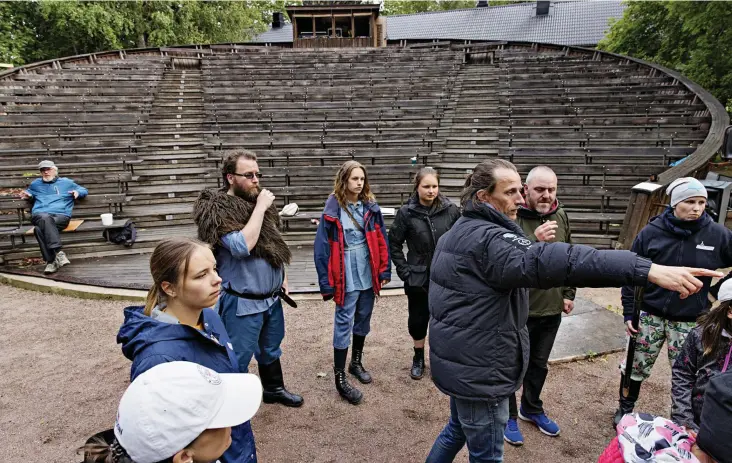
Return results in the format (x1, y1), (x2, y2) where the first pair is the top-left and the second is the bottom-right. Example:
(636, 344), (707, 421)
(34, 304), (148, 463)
(117, 237), (258, 463)
(18, 160), (88, 274)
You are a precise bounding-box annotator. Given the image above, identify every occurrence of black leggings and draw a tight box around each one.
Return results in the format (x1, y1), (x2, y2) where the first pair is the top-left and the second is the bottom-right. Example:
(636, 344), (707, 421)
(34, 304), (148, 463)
(405, 285), (430, 341)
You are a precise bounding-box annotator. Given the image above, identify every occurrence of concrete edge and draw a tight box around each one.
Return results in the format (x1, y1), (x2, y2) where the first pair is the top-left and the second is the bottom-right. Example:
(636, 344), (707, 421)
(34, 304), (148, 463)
(0, 272), (147, 301)
(0, 272), (408, 302)
(549, 347), (625, 365)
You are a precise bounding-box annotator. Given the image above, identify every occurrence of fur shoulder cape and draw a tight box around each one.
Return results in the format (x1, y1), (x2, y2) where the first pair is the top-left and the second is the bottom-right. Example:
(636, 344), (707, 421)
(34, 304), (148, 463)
(193, 189), (291, 269)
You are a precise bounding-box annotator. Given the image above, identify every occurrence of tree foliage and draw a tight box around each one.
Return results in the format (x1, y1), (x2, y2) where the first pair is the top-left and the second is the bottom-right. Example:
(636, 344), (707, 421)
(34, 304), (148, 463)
(0, 1), (289, 66)
(381, 0), (476, 16)
(598, 1), (732, 110)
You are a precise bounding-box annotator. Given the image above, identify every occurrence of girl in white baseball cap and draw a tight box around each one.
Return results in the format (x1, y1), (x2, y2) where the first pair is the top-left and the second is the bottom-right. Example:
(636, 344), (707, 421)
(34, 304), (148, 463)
(79, 361), (262, 463)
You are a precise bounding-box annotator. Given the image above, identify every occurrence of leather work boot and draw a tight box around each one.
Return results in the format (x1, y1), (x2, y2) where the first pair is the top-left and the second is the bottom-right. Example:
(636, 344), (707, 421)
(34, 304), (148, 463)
(259, 358), (304, 408)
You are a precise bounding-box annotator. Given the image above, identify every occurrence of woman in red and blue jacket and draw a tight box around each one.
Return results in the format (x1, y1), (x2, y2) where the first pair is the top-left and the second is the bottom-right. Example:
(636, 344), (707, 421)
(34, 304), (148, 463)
(314, 160), (391, 405)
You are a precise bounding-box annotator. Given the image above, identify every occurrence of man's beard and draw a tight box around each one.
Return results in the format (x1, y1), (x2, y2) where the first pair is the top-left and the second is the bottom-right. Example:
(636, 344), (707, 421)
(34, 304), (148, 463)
(530, 198), (554, 213)
(232, 184), (260, 202)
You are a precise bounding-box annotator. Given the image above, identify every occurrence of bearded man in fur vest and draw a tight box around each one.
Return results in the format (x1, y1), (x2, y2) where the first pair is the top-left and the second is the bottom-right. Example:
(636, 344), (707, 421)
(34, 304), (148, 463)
(193, 149), (303, 408)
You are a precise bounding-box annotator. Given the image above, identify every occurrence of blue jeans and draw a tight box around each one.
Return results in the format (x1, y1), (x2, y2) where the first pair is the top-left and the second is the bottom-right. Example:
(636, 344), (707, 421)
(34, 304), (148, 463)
(333, 289), (375, 349)
(219, 292), (284, 373)
(426, 396), (509, 463)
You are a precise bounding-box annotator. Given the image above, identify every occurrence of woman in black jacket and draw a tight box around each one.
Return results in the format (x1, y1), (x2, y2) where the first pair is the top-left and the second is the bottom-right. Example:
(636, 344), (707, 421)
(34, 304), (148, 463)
(388, 167), (460, 380)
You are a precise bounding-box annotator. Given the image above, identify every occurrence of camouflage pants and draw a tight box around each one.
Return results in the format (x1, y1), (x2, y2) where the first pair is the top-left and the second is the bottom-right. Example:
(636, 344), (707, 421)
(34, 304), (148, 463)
(619, 311), (696, 382)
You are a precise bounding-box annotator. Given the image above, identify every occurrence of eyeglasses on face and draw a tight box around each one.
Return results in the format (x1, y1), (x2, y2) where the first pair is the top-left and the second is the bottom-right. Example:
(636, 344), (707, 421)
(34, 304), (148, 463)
(230, 172), (263, 179)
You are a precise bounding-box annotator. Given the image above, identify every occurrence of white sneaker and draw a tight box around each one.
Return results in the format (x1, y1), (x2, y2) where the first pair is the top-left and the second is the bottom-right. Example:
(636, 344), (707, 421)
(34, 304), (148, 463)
(55, 251), (70, 267)
(44, 261), (59, 274)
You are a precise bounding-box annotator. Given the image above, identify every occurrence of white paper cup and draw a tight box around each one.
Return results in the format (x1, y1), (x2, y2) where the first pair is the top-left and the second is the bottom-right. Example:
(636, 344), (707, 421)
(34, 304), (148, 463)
(100, 213), (114, 226)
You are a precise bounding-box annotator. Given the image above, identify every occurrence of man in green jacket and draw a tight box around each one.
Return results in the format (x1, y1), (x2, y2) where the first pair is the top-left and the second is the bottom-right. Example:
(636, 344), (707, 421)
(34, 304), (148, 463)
(504, 166), (575, 446)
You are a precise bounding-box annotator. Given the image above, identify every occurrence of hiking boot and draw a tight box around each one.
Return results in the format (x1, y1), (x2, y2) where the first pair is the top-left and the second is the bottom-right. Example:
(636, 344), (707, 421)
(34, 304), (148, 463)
(519, 408), (560, 437)
(335, 367), (363, 405)
(348, 345), (372, 384)
(44, 261), (59, 274)
(614, 377), (642, 427)
(504, 418), (524, 446)
(410, 349), (425, 380)
(55, 251), (70, 267)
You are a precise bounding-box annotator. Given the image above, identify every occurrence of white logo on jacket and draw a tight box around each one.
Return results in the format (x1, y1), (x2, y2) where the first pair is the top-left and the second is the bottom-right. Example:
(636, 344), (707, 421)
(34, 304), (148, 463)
(696, 242), (715, 251)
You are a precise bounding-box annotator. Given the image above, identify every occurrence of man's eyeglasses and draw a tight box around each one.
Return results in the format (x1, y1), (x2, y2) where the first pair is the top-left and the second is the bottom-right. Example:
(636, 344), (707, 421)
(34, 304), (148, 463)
(231, 172), (263, 180)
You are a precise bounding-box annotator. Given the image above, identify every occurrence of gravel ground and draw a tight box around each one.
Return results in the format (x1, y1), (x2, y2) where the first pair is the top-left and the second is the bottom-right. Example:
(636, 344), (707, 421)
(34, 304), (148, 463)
(0, 285), (674, 463)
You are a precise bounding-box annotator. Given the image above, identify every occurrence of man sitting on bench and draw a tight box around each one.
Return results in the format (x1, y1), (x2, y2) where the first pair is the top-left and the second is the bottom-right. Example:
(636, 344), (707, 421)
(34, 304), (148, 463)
(18, 160), (88, 274)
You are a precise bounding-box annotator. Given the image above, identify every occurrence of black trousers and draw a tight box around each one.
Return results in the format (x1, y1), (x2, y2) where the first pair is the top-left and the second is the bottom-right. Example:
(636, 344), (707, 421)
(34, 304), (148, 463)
(509, 314), (562, 418)
(405, 285), (429, 341)
(31, 213), (69, 263)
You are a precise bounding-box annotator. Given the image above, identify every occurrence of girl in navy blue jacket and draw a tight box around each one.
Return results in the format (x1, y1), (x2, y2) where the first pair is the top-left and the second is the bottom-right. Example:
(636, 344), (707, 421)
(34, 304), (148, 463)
(117, 237), (258, 463)
(615, 177), (732, 426)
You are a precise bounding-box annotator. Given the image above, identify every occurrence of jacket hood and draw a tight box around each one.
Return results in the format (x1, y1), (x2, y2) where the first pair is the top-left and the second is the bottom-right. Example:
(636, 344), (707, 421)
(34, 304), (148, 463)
(323, 193), (380, 219)
(517, 199), (560, 219)
(406, 193), (453, 215)
(649, 207), (712, 238)
(463, 199), (526, 237)
(117, 306), (202, 361)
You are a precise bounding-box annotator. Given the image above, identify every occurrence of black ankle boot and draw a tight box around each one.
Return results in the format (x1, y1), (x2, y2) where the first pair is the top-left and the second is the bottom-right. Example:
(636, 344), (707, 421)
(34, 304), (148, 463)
(348, 335), (372, 384)
(335, 367), (363, 405)
(410, 347), (425, 380)
(259, 359), (304, 408)
(613, 376), (642, 427)
(334, 347), (362, 405)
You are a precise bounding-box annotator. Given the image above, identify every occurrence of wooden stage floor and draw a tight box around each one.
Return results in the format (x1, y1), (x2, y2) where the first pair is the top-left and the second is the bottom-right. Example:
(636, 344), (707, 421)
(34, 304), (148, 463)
(0, 246), (405, 293)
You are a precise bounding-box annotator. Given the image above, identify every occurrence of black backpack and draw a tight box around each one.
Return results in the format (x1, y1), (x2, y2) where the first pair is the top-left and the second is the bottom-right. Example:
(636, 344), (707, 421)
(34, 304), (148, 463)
(103, 221), (137, 247)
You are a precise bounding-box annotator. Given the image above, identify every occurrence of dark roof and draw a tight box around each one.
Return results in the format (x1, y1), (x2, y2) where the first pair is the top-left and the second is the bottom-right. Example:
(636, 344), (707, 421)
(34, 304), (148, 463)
(256, 24), (294, 44)
(253, 0), (626, 46)
(286, 3), (380, 16)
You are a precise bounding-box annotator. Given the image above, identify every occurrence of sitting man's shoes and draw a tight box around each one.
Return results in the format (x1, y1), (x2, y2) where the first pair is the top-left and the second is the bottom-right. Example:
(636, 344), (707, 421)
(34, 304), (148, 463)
(44, 261), (59, 274)
(519, 408), (561, 436)
(503, 418), (524, 446)
(55, 251), (70, 267)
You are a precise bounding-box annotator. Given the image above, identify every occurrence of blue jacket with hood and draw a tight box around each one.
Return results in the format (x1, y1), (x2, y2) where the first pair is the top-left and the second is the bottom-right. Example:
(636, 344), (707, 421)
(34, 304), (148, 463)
(621, 208), (732, 322)
(117, 306), (256, 463)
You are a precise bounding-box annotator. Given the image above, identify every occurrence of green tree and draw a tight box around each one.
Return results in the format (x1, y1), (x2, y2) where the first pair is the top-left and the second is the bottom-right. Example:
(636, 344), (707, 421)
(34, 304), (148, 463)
(599, 1), (732, 110)
(382, 0), (476, 16)
(0, 2), (38, 65)
(0, 1), (289, 66)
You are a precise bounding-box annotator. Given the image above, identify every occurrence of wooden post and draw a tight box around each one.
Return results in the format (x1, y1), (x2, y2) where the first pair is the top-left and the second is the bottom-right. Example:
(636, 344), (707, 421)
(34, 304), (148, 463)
(615, 182), (663, 249)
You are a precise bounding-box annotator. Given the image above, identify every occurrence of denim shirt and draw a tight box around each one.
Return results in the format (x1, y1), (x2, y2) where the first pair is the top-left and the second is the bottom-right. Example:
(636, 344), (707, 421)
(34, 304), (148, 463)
(215, 231), (284, 316)
(340, 201), (373, 293)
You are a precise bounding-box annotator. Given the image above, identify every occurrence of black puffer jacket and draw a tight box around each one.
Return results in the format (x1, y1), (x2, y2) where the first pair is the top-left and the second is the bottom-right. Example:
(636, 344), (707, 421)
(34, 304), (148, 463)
(621, 208), (732, 322)
(388, 194), (460, 288)
(428, 200), (652, 401)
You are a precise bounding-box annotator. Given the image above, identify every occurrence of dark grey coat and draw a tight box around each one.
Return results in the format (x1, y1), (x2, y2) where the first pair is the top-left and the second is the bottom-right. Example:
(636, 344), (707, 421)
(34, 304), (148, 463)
(428, 200), (652, 401)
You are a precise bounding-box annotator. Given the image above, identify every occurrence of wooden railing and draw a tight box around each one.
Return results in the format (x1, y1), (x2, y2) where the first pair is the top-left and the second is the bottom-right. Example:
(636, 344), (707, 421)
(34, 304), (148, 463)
(294, 37), (372, 49)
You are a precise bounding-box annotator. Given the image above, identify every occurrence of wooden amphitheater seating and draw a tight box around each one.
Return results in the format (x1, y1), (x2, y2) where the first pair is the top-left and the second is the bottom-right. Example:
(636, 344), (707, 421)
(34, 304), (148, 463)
(0, 43), (714, 261)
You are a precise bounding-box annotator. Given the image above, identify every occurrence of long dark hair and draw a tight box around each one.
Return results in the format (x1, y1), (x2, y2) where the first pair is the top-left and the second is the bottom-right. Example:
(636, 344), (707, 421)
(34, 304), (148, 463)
(460, 159), (517, 207)
(413, 166), (441, 208)
(698, 301), (732, 357)
(144, 237), (210, 316)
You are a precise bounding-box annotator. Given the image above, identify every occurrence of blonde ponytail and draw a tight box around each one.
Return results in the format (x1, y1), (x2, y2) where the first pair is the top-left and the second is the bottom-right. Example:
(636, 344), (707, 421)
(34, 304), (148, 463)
(144, 286), (160, 316)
